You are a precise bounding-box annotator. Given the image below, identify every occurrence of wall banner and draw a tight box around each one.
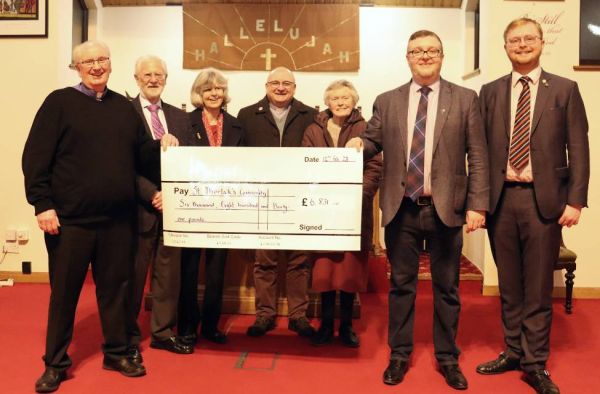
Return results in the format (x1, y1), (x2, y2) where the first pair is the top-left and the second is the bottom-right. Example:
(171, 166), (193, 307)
(183, 4), (359, 71)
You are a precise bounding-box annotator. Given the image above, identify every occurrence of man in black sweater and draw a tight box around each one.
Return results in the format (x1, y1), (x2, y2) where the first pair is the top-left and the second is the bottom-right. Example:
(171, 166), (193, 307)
(22, 41), (178, 393)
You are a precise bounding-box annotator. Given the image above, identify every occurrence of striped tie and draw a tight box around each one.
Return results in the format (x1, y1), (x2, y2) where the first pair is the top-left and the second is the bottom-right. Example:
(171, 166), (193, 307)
(405, 86), (431, 201)
(147, 104), (165, 140)
(509, 76), (532, 172)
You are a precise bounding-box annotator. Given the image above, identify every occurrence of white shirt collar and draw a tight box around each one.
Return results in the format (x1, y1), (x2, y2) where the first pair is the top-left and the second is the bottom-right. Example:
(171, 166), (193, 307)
(410, 79), (441, 94)
(140, 94), (162, 109)
(511, 66), (542, 87)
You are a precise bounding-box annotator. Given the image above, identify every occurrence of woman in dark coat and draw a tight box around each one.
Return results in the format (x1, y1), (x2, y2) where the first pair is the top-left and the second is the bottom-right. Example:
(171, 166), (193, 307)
(302, 80), (382, 347)
(178, 68), (244, 345)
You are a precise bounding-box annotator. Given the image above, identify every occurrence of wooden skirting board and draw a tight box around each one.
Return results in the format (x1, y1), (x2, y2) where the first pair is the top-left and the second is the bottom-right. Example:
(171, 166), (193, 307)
(0, 271), (49, 283)
(144, 285), (361, 318)
(483, 285), (600, 299)
(3, 272), (599, 300)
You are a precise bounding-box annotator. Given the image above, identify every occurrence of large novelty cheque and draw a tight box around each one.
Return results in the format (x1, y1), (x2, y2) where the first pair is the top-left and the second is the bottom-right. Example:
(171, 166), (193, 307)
(161, 147), (363, 250)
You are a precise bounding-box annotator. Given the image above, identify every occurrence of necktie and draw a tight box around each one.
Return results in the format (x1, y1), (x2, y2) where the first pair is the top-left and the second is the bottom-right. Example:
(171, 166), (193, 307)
(509, 76), (532, 173)
(406, 86), (431, 201)
(147, 104), (165, 140)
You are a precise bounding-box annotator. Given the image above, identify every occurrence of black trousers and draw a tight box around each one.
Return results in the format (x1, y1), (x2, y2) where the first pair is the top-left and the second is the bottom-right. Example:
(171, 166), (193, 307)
(178, 248), (227, 336)
(487, 184), (561, 372)
(385, 198), (462, 365)
(43, 217), (134, 370)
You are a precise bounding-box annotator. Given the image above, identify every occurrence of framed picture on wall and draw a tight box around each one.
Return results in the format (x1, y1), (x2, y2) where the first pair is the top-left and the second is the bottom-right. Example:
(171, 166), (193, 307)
(580, 0), (600, 65)
(0, 0), (48, 38)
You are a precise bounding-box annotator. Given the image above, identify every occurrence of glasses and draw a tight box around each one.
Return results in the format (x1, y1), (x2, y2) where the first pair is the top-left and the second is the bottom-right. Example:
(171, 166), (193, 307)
(78, 57), (110, 68)
(139, 72), (166, 82)
(267, 80), (295, 88)
(407, 49), (442, 58)
(506, 35), (541, 47)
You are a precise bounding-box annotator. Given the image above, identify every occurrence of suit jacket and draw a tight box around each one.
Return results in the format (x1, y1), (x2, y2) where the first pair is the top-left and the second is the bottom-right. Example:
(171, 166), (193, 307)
(362, 78), (489, 228)
(480, 70), (590, 219)
(188, 107), (245, 148)
(133, 96), (194, 232)
(237, 96), (317, 147)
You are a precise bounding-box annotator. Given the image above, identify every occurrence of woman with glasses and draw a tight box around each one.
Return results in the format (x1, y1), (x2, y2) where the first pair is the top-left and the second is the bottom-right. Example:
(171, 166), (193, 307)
(302, 80), (382, 347)
(177, 68), (245, 346)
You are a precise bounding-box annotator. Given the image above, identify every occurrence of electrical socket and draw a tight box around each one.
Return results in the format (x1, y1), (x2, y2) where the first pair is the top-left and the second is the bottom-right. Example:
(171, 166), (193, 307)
(5, 228), (17, 241)
(3, 243), (19, 253)
(16, 229), (29, 241)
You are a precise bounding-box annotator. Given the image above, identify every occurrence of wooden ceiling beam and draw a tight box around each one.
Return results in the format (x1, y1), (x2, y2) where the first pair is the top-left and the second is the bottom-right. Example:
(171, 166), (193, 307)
(101, 0), (462, 8)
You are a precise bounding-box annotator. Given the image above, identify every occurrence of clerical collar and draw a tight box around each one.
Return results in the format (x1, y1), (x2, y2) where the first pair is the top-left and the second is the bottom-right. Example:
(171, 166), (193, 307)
(74, 82), (108, 101)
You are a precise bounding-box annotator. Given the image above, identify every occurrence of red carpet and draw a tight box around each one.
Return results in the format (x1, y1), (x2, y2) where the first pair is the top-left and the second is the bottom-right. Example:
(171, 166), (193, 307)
(1, 280), (598, 393)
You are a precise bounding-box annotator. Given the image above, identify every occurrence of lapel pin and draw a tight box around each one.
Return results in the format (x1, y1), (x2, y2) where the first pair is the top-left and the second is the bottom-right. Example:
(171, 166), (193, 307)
(258, 106), (264, 111)
(196, 132), (202, 140)
(542, 79), (549, 87)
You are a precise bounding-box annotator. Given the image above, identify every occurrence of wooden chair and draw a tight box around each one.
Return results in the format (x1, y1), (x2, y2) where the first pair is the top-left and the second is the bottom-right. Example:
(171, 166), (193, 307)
(557, 239), (577, 314)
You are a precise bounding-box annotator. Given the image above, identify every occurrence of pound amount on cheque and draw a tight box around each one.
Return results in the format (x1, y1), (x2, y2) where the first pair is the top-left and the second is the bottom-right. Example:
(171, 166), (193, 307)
(301, 197), (332, 206)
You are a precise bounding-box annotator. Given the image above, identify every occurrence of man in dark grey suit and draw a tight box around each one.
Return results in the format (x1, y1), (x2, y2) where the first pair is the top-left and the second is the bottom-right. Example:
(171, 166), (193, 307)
(347, 30), (488, 390)
(128, 55), (194, 357)
(476, 18), (589, 394)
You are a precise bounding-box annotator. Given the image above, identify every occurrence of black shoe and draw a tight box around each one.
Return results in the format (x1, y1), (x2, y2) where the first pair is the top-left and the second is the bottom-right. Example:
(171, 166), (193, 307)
(310, 325), (334, 346)
(102, 356), (146, 377)
(150, 336), (194, 354)
(201, 329), (227, 344)
(439, 364), (468, 390)
(178, 333), (198, 346)
(383, 359), (409, 385)
(288, 317), (316, 338)
(524, 370), (560, 394)
(476, 353), (520, 375)
(339, 326), (360, 348)
(247, 317), (276, 337)
(127, 345), (143, 364)
(35, 368), (66, 393)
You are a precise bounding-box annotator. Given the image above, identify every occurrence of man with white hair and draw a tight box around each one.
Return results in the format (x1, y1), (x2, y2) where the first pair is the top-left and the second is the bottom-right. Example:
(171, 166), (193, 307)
(23, 41), (178, 393)
(128, 55), (194, 357)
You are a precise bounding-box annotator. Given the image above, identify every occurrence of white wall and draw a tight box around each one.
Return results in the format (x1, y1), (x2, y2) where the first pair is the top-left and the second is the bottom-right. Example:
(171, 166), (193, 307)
(98, 6), (464, 118)
(476, 0), (600, 289)
(0, 3), (73, 275)
(3, 1), (598, 293)
(0, 4), (465, 274)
